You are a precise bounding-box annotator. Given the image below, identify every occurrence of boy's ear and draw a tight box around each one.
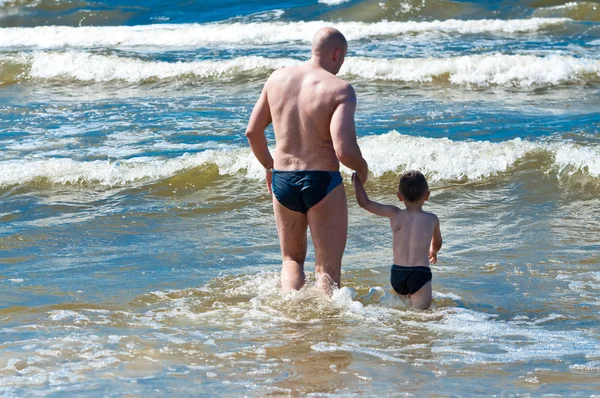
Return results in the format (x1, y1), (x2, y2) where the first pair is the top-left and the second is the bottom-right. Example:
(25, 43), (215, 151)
(424, 191), (431, 201)
(397, 191), (404, 202)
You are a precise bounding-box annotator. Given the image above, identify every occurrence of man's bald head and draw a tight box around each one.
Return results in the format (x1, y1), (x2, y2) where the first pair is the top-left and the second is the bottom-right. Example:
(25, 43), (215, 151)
(311, 27), (347, 57)
(311, 28), (347, 74)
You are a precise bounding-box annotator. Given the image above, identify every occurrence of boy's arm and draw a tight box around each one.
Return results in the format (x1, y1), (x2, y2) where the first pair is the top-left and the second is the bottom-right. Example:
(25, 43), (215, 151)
(352, 173), (398, 218)
(429, 215), (443, 264)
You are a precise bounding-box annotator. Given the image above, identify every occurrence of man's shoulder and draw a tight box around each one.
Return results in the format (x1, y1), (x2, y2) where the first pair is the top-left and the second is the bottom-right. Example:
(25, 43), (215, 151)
(327, 77), (355, 103)
(327, 74), (353, 91)
(267, 67), (294, 83)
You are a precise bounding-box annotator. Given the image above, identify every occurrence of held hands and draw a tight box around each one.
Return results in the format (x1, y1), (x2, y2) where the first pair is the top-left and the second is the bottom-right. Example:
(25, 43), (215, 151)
(355, 165), (368, 185)
(351, 172), (363, 189)
(352, 172), (369, 207)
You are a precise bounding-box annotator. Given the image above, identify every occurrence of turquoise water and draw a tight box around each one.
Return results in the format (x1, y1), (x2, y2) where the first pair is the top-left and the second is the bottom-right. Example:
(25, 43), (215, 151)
(1, 0), (600, 396)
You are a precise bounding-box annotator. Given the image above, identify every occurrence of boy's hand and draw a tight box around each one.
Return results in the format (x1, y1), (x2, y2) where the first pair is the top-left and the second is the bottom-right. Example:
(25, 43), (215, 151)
(429, 250), (437, 264)
(352, 172), (368, 206)
(354, 167), (368, 185)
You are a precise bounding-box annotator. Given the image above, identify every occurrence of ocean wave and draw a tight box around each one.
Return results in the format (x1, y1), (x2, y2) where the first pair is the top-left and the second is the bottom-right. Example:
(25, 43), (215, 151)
(1, 132), (598, 188)
(533, 1), (600, 22)
(2, 51), (598, 87)
(26, 52), (299, 83)
(0, 18), (569, 49)
(344, 53), (600, 86)
(0, 51), (600, 87)
(318, 0), (351, 5)
(357, 132), (600, 180)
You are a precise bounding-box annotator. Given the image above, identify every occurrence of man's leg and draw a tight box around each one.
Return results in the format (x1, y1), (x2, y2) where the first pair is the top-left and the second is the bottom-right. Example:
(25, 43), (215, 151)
(273, 196), (308, 291)
(307, 184), (348, 294)
(409, 281), (432, 310)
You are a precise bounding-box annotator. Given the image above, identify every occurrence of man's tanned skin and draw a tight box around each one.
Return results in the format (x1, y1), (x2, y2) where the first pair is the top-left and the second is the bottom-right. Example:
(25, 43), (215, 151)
(245, 27), (368, 293)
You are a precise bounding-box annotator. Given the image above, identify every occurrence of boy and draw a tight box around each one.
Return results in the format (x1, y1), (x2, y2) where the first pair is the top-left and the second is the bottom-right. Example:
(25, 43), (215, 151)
(352, 170), (442, 309)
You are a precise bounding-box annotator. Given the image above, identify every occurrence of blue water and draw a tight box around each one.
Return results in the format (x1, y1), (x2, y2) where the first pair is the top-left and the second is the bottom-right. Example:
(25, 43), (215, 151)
(1, 0), (600, 396)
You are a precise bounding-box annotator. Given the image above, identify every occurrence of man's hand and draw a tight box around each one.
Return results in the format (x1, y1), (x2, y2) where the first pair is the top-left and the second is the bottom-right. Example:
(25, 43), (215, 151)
(429, 250), (437, 264)
(266, 170), (273, 195)
(352, 172), (368, 207)
(356, 165), (368, 185)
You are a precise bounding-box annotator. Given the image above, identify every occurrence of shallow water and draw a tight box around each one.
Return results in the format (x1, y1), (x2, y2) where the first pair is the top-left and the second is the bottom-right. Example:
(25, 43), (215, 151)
(1, 0), (600, 396)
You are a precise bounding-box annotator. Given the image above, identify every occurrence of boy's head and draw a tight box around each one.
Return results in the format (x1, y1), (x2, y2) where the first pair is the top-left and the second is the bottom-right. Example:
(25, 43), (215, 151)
(398, 170), (429, 203)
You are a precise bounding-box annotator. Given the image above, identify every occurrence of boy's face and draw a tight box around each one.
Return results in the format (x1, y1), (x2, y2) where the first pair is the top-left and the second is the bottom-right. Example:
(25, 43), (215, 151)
(397, 190), (430, 204)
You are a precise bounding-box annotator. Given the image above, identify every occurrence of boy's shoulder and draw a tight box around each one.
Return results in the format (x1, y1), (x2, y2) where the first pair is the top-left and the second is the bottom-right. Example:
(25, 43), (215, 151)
(423, 210), (440, 223)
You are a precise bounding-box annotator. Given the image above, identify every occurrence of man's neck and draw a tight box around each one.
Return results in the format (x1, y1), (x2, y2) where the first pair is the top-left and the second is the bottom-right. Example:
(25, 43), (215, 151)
(310, 56), (333, 73)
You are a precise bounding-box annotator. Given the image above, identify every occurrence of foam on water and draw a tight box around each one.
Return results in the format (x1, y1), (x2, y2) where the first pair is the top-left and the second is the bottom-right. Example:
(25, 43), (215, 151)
(0, 18), (570, 49)
(533, 1), (600, 21)
(0, 147), (258, 187)
(2, 270), (597, 396)
(343, 54), (600, 86)
(1, 132), (599, 188)
(27, 52), (299, 83)
(6, 51), (598, 87)
(356, 132), (593, 180)
(318, 0), (351, 5)
(554, 144), (600, 177)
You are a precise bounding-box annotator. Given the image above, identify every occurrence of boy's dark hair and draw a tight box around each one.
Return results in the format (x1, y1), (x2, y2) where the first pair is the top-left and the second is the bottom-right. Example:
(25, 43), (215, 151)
(399, 170), (429, 203)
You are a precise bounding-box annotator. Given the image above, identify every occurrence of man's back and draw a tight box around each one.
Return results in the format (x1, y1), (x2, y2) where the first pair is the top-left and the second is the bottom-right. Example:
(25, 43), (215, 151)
(266, 64), (350, 171)
(245, 27), (368, 293)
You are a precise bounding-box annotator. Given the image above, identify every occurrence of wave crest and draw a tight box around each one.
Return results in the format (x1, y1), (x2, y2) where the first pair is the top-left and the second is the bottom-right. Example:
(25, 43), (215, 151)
(3, 52), (598, 87)
(0, 18), (569, 49)
(1, 133), (598, 189)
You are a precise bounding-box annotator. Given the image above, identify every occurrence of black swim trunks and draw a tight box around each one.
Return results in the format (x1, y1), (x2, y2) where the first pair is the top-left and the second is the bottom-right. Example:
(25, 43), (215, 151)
(272, 170), (343, 214)
(390, 265), (432, 296)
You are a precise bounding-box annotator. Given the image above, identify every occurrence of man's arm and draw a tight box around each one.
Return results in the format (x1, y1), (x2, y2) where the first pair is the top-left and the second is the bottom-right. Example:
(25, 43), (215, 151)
(330, 84), (368, 183)
(353, 173), (398, 218)
(429, 216), (443, 264)
(245, 82), (274, 192)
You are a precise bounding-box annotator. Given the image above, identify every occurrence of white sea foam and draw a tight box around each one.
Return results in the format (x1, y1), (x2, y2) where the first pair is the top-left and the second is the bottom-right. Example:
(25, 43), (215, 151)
(0, 149), (260, 186)
(554, 144), (600, 176)
(0, 18), (569, 49)
(356, 133), (539, 181)
(18, 51), (600, 87)
(317, 286), (598, 365)
(1, 133), (599, 187)
(422, 307), (598, 364)
(343, 54), (600, 86)
(544, 1), (579, 10)
(28, 52), (299, 82)
(2, 271), (598, 394)
(318, 0), (351, 5)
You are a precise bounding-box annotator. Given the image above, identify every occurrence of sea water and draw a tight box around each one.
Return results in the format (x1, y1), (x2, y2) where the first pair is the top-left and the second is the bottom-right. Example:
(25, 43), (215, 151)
(1, 0), (599, 396)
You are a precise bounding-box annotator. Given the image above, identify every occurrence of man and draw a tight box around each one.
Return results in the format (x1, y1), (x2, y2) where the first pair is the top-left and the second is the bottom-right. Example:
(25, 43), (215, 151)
(245, 27), (368, 293)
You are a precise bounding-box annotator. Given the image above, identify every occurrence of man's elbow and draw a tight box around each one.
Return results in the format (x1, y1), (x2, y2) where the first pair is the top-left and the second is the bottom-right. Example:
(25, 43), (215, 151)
(245, 128), (260, 143)
(335, 149), (355, 165)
